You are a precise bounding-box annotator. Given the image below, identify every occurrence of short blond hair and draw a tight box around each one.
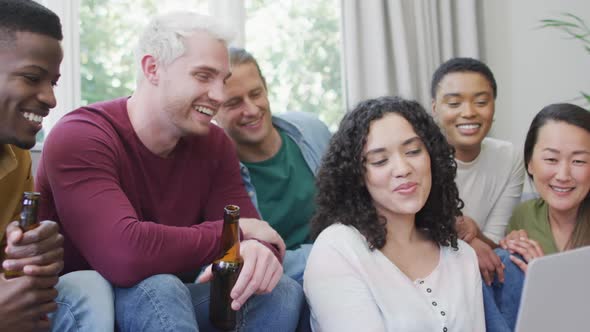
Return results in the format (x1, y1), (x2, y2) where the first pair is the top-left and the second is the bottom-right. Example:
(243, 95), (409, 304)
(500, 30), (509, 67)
(135, 11), (234, 81)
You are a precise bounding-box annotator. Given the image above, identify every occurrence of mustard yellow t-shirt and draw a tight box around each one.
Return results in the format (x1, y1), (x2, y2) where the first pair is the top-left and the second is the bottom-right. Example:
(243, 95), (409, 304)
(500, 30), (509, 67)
(0, 144), (34, 239)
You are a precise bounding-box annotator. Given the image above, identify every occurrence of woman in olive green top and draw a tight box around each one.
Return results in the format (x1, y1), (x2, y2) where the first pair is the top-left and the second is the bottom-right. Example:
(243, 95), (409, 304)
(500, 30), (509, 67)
(504, 199), (560, 256)
(483, 103), (590, 331)
(500, 103), (590, 269)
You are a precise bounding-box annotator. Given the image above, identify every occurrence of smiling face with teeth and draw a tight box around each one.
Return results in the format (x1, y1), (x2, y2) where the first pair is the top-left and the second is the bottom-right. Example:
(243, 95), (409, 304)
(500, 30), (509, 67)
(0, 31), (62, 149)
(432, 72), (495, 162)
(216, 62), (277, 160)
(154, 31), (230, 138)
(528, 121), (590, 216)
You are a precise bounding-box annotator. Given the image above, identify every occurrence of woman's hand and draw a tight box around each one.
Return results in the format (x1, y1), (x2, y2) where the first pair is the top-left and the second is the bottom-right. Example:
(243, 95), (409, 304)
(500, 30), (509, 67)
(506, 238), (545, 273)
(499, 229), (529, 251)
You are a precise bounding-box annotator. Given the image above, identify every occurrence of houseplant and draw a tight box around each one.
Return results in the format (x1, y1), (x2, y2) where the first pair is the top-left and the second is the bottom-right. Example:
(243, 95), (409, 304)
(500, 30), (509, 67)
(540, 13), (590, 107)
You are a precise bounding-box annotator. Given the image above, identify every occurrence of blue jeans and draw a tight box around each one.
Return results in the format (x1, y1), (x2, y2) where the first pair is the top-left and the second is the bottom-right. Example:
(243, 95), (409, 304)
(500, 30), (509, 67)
(283, 244), (313, 332)
(114, 274), (303, 332)
(283, 244), (312, 285)
(483, 249), (525, 332)
(50, 270), (115, 331)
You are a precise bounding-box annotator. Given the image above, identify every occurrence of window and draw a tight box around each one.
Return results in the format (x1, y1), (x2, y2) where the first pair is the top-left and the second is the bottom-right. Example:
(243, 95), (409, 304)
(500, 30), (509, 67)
(80, 0), (209, 105)
(38, 0), (342, 145)
(245, 0), (343, 130)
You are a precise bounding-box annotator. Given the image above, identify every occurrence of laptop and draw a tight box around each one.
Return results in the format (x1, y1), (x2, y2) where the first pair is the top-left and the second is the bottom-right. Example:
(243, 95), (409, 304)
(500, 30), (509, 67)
(515, 245), (590, 332)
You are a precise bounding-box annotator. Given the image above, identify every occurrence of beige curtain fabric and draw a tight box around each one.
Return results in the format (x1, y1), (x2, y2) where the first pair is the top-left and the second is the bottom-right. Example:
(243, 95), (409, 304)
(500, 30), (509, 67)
(341, 0), (480, 110)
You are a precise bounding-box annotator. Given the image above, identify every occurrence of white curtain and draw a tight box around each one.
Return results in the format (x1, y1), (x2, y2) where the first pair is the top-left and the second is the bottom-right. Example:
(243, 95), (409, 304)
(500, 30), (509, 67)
(341, 0), (480, 110)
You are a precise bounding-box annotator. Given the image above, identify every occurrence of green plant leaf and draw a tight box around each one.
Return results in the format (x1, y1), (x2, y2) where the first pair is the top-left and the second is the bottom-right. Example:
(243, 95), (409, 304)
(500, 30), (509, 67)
(539, 20), (577, 28)
(541, 13), (590, 109)
(564, 12), (589, 29)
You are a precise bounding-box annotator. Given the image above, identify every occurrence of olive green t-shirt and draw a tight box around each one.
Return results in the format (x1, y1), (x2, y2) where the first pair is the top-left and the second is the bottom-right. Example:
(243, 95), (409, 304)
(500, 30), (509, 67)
(507, 198), (559, 255)
(243, 129), (316, 250)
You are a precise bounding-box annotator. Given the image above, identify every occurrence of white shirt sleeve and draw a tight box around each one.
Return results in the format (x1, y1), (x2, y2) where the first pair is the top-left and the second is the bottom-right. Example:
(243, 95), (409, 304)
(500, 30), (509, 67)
(481, 148), (524, 243)
(304, 230), (386, 332)
(470, 250), (487, 331)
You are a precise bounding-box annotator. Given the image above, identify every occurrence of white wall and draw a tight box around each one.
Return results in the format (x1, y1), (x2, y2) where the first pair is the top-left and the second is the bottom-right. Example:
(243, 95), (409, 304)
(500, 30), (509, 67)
(480, 0), (590, 149)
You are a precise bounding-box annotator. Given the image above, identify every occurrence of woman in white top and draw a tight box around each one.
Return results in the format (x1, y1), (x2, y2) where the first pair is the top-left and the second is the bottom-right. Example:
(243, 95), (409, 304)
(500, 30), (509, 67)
(304, 96), (485, 332)
(431, 58), (524, 286)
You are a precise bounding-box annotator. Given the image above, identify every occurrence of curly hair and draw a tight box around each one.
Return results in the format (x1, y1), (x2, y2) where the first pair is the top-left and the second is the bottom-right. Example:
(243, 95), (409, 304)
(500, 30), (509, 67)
(311, 96), (461, 250)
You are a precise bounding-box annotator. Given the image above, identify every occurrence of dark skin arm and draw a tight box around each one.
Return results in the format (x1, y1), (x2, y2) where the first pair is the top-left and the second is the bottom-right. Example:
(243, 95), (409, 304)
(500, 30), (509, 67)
(456, 216), (504, 286)
(0, 221), (64, 331)
(477, 231), (499, 249)
(456, 215), (499, 248)
(0, 275), (59, 332)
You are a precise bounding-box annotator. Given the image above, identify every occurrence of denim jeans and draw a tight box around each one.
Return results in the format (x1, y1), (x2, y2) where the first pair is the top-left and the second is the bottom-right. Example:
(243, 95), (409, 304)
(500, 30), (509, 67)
(483, 249), (525, 332)
(283, 244), (313, 332)
(283, 244), (312, 285)
(50, 270), (116, 331)
(114, 273), (304, 332)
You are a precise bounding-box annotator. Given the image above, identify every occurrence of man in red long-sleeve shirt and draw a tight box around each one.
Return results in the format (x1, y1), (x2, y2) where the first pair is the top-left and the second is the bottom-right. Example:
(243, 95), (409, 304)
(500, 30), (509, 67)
(36, 11), (303, 332)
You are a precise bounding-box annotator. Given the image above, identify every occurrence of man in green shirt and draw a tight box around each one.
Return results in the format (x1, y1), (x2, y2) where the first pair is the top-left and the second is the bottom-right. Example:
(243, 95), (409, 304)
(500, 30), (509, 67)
(215, 47), (331, 283)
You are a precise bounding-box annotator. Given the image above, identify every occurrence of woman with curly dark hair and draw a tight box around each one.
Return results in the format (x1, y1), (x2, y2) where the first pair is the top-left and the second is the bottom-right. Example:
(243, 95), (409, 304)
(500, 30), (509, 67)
(303, 96), (484, 331)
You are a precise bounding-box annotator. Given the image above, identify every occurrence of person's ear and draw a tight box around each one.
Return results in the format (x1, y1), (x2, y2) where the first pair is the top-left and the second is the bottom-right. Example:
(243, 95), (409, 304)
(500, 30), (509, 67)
(431, 100), (441, 124)
(141, 55), (159, 85)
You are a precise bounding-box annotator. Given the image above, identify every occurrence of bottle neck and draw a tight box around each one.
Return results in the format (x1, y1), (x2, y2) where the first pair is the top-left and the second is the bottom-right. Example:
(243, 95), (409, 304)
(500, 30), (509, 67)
(20, 199), (40, 231)
(216, 219), (241, 263)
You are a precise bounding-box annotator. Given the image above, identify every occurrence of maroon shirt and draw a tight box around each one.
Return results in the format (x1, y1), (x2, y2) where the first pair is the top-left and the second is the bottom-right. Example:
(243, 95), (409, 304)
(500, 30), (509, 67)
(36, 97), (260, 287)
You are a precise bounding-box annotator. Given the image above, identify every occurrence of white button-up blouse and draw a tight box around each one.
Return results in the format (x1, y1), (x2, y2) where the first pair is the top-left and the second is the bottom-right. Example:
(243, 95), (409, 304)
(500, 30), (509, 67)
(303, 224), (485, 332)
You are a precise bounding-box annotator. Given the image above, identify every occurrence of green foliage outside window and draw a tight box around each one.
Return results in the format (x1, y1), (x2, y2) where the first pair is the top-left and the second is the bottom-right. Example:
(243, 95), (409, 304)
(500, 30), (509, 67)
(246, 0), (344, 130)
(79, 0), (344, 129)
(80, 0), (207, 105)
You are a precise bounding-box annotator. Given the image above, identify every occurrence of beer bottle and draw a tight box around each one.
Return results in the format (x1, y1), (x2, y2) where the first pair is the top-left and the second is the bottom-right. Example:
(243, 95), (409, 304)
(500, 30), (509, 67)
(209, 204), (243, 330)
(4, 191), (41, 279)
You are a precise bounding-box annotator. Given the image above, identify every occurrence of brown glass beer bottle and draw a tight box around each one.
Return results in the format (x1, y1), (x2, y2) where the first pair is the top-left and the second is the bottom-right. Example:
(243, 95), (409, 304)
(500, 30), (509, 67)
(209, 204), (243, 330)
(4, 191), (41, 279)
